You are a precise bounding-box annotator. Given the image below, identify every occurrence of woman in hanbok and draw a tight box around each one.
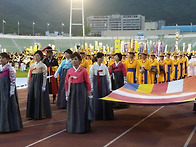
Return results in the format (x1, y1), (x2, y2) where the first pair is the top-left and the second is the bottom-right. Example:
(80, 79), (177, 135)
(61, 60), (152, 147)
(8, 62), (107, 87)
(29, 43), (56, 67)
(109, 53), (127, 90)
(65, 52), (92, 133)
(26, 50), (51, 120)
(109, 53), (127, 108)
(0, 52), (23, 132)
(55, 49), (73, 109)
(89, 52), (114, 120)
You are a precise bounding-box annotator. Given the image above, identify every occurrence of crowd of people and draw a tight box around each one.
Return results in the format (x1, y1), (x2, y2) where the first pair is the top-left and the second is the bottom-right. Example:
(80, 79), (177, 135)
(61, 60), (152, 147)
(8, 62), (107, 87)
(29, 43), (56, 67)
(1, 45), (196, 134)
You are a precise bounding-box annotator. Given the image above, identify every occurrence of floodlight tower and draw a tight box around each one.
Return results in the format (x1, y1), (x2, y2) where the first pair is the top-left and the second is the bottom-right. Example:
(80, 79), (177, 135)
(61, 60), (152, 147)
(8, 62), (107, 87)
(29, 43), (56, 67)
(69, 0), (85, 37)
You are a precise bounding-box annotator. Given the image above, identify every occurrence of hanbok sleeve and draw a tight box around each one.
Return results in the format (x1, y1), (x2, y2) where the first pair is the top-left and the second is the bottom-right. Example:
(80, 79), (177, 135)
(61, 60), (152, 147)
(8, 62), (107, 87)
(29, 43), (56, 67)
(65, 69), (71, 93)
(9, 66), (16, 96)
(42, 63), (47, 88)
(54, 60), (64, 78)
(89, 65), (94, 91)
(83, 68), (91, 92)
(9, 66), (16, 87)
(105, 65), (111, 91)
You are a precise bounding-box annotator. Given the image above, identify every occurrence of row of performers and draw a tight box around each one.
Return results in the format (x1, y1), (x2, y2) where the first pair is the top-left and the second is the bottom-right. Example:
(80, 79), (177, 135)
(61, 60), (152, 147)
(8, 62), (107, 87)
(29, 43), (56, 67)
(0, 49), (115, 134)
(1, 46), (194, 134)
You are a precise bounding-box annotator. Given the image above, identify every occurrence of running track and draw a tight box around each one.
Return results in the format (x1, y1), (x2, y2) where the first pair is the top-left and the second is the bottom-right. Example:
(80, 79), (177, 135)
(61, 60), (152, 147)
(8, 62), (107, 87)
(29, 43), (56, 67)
(0, 88), (196, 147)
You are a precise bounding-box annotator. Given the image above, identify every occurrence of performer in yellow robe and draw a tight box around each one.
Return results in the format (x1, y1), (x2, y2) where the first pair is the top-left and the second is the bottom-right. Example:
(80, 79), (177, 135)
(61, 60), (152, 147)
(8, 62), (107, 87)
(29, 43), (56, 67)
(178, 52), (184, 79)
(121, 52), (127, 65)
(80, 51), (90, 72)
(149, 52), (159, 84)
(182, 52), (188, 78)
(137, 50), (151, 84)
(108, 51), (115, 68)
(172, 52), (180, 80)
(157, 53), (165, 83)
(86, 54), (93, 66)
(164, 51), (174, 82)
(125, 49), (138, 83)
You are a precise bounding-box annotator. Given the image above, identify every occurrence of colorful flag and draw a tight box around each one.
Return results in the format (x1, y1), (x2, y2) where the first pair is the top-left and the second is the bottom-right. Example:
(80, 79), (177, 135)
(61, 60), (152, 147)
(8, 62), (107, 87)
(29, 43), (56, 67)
(102, 77), (196, 104)
(115, 38), (121, 53)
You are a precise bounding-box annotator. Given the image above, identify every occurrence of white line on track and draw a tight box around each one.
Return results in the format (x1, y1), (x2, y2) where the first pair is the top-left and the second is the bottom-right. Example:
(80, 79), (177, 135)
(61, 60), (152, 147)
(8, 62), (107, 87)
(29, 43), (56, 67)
(24, 119), (66, 128)
(22, 109), (66, 124)
(103, 106), (164, 147)
(184, 125), (196, 147)
(25, 129), (66, 147)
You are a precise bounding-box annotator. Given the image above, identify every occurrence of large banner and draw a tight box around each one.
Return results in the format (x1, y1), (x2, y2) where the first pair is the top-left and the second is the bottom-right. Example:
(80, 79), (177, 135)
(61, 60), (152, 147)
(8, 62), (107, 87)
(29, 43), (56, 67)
(102, 76), (196, 104)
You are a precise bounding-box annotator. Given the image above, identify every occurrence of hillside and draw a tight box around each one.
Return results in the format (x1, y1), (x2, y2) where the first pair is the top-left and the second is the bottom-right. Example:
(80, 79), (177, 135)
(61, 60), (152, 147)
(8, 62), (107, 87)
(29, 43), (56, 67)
(0, 0), (195, 35)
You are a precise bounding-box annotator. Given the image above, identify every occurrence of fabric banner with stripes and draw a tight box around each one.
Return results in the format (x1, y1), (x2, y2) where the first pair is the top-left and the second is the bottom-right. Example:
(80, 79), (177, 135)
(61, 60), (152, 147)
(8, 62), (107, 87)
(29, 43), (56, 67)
(101, 76), (196, 104)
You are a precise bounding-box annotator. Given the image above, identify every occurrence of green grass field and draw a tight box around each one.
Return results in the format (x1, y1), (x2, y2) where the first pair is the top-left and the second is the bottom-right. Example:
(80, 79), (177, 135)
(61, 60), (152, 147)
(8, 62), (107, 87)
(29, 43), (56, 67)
(16, 69), (29, 78)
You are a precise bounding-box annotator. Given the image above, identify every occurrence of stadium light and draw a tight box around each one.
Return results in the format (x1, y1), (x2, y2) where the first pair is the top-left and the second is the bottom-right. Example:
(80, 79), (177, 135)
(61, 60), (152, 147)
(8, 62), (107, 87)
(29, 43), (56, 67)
(2, 20), (6, 34)
(33, 22), (35, 36)
(62, 23), (65, 34)
(47, 23), (50, 32)
(18, 21), (20, 36)
(69, 0), (85, 37)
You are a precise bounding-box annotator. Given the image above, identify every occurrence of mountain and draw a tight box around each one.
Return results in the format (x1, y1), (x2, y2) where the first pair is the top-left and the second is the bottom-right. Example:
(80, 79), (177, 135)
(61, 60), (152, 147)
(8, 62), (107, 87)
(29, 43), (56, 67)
(0, 0), (195, 35)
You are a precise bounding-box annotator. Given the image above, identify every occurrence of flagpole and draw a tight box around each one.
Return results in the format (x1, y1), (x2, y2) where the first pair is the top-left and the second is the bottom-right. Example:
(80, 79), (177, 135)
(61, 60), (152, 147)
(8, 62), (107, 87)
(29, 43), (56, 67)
(2, 21), (4, 34)
(18, 22), (20, 36)
(2, 20), (5, 35)
(32, 22), (35, 36)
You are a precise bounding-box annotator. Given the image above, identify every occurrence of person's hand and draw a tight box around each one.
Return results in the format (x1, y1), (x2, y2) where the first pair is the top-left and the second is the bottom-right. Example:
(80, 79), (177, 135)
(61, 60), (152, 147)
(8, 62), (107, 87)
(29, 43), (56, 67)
(54, 73), (58, 78)
(66, 96), (68, 101)
(42, 87), (46, 91)
(88, 95), (93, 99)
(10, 90), (14, 97)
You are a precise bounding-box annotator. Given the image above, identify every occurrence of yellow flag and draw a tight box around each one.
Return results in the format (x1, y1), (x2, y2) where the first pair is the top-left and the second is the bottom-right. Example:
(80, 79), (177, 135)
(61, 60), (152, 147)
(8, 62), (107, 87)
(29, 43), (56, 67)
(115, 38), (121, 53)
(135, 41), (139, 59)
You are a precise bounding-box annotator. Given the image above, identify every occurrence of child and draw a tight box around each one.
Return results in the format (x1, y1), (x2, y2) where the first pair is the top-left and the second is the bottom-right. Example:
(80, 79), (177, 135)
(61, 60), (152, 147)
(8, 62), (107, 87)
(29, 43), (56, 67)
(0, 52), (23, 132)
(26, 50), (51, 120)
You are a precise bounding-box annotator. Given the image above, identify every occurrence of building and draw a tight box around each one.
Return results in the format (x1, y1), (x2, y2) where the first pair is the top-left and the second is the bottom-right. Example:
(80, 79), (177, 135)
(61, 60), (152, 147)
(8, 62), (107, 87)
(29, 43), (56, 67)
(145, 20), (166, 31)
(145, 22), (158, 30)
(87, 14), (145, 36)
(161, 25), (196, 33)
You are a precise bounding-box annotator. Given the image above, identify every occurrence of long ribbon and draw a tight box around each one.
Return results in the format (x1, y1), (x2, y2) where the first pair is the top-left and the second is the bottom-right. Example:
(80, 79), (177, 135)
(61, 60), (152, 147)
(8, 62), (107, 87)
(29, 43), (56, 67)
(68, 76), (77, 96)
(97, 70), (103, 92)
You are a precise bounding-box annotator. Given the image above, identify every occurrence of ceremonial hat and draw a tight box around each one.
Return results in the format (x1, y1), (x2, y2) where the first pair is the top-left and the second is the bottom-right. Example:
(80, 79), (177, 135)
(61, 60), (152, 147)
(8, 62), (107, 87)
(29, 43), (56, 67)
(57, 52), (63, 58)
(141, 49), (147, 55)
(41, 46), (56, 52)
(122, 52), (126, 56)
(150, 51), (155, 56)
(128, 48), (136, 54)
(79, 49), (85, 54)
(179, 52), (183, 56)
(159, 52), (164, 57)
(166, 51), (171, 55)
(111, 50), (115, 55)
(173, 52), (178, 57)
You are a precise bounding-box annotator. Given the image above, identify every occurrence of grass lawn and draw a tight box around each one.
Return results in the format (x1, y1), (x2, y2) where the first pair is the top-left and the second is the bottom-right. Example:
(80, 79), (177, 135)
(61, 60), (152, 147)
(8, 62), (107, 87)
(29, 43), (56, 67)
(16, 69), (29, 78)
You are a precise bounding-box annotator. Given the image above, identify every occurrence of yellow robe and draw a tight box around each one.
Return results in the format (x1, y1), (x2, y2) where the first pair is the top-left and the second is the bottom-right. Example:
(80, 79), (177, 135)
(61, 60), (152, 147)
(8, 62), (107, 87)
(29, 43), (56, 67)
(158, 60), (165, 83)
(182, 57), (188, 77)
(172, 59), (180, 80)
(149, 59), (159, 84)
(178, 58), (184, 79)
(137, 59), (151, 84)
(108, 58), (115, 68)
(80, 58), (90, 72)
(125, 58), (138, 83)
(164, 58), (174, 82)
